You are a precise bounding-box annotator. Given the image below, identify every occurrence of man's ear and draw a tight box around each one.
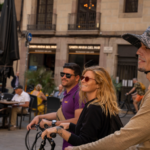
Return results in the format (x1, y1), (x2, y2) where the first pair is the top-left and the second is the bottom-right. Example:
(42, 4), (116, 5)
(75, 75), (80, 82)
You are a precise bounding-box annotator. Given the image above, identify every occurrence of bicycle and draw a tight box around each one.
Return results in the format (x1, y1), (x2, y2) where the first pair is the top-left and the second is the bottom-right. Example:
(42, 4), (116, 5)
(25, 124), (62, 150)
(119, 94), (136, 118)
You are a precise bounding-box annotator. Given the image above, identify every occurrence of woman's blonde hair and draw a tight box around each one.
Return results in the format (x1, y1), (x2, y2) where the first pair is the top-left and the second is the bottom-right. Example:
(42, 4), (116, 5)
(79, 67), (120, 116)
(35, 84), (42, 91)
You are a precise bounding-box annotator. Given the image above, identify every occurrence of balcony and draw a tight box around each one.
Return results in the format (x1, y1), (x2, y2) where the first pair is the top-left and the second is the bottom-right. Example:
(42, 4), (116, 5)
(68, 12), (101, 35)
(27, 13), (57, 35)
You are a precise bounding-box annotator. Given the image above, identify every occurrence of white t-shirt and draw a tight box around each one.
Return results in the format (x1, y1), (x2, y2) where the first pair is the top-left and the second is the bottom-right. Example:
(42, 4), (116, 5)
(12, 91), (30, 105)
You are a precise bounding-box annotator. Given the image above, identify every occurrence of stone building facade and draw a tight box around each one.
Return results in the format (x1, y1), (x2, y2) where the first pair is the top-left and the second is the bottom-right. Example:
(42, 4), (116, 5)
(5, 0), (150, 95)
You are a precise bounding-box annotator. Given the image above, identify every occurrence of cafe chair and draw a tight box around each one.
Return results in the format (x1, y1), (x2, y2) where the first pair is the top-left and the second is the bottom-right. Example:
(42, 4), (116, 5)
(46, 97), (60, 113)
(29, 94), (39, 116)
(0, 103), (11, 130)
(29, 94), (46, 115)
(17, 97), (34, 129)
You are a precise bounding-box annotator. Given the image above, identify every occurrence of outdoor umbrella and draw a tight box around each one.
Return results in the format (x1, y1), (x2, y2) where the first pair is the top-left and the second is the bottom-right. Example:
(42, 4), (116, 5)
(0, 0), (20, 91)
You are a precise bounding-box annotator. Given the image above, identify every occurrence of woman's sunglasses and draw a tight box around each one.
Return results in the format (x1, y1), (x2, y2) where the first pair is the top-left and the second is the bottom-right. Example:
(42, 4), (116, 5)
(60, 72), (75, 78)
(81, 76), (96, 82)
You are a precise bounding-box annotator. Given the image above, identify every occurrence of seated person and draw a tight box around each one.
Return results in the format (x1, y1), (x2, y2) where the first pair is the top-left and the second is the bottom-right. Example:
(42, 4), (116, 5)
(41, 67), (122, 147)
(10, 85), (30, 130)
(53, 84), (64, 101)
(30, 84), (47, 115)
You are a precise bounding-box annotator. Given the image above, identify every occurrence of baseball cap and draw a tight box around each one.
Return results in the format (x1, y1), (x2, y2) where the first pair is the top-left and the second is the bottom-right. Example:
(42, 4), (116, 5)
(14, 85), (23, 90)
(122, 26), (150, 49)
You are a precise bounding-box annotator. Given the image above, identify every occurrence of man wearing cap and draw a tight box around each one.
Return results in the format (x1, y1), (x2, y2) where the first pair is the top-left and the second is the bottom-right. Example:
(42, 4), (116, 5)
(10, 85), (30, 130)
(65, 27), (150, 150)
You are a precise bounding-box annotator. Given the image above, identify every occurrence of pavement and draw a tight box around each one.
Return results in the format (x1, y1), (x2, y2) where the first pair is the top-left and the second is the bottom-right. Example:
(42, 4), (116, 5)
(0, 113), (134, 150)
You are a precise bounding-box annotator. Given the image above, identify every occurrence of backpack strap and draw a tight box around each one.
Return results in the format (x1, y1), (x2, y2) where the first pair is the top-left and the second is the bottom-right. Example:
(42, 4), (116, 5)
(73, 90), (79, 103)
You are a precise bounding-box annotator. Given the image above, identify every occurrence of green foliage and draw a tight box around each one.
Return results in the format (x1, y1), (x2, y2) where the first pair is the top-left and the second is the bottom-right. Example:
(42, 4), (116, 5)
(25, 67), (56, 95)
(0, 3), (3, 11)
(111, 76), (122, 92)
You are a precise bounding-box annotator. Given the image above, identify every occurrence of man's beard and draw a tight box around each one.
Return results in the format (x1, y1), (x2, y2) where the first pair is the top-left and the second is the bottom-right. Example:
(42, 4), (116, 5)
(62, 79), (74, 88)
(138, 68), (146, 72)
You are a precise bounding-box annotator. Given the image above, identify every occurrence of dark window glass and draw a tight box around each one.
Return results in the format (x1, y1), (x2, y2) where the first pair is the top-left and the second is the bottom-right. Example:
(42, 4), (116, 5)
(37, 0), (53, 27)
(117, 45), (138, 101)
(77, 0), (97, 29)
(69, 54), (99, 72)
(125, 0), (138, 13)
(28, 54), (55, 75)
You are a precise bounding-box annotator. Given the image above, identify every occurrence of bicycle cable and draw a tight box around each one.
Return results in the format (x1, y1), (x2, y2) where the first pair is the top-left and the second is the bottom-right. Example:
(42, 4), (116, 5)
(25, 124), (59, 150)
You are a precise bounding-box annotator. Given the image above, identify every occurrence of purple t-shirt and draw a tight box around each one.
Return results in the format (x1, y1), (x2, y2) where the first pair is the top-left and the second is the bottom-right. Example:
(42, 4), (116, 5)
(61, 84), (84, 150)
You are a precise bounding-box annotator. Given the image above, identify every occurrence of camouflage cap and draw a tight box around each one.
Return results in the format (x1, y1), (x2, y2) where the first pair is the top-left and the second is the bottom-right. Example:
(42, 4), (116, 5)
(122, 26), (150, 49)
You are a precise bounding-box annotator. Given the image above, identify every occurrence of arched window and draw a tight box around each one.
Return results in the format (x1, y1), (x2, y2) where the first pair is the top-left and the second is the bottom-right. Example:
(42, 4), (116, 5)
(77, 0), (97, 29)
(125, 0), (138, 13)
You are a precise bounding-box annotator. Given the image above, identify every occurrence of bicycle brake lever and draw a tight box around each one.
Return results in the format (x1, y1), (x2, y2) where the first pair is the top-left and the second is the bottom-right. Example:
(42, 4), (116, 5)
(31, 124), (39, 131)
(47, 138), (55, 150)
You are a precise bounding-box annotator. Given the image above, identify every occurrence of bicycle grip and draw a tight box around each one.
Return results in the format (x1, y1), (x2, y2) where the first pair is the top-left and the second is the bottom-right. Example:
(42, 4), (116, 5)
(44, 124), (49, 129)
(50, 133), (56, 138)
(50, 126), (63, 138)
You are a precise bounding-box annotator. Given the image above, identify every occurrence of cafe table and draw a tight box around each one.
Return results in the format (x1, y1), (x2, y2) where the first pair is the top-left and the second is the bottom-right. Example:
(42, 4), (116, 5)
(0, 100), (22, 130)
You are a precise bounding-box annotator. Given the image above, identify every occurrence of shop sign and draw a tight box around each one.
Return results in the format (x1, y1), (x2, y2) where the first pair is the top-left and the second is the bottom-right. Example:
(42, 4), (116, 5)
(104, 47), (113, 53)
(29, 49), (55, 53)
(75, 51), (95, 53)
(34, 50), (53, 53)
(69, 45), (100, 50)
(29, 45), (57, 49)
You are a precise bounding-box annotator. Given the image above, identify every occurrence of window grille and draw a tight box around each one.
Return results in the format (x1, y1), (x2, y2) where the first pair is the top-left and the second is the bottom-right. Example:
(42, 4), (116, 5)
(125, 0), (138, 13)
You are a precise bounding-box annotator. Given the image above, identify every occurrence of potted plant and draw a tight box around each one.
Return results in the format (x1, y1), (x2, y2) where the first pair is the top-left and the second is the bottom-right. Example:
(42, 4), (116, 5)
(111, 76), (122, 92)
(25, 67), (56, 95)
(0, 3), (3, 11)
(111, 76), (122, 104)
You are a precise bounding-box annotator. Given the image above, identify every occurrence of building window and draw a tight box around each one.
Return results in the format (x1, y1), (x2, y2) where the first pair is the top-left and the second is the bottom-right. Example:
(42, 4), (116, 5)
(125, 0), (138, 13)
(37, 0), (53, 29)
(77, 0), (97, 29)
(68, 45), (100, 71)
(28, 44), (56, 75)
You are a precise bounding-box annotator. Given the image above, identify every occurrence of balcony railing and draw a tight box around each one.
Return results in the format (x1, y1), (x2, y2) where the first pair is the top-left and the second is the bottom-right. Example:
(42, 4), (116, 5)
(27, 13), (57, 30)
(68, 12), (101, 30)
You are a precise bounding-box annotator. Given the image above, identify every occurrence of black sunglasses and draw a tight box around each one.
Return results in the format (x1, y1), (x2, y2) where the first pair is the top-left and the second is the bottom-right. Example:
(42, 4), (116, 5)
(81, 75), (96, 82)
(60, 72), (75, 78)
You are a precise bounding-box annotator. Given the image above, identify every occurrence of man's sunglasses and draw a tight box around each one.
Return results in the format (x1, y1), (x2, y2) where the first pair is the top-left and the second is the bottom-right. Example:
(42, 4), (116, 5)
(60, 72), (75, 78)
(81, 75), (96, 82)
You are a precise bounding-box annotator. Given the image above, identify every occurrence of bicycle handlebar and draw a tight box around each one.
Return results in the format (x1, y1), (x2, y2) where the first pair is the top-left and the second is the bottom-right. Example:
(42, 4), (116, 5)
(44, 124), (56, 138)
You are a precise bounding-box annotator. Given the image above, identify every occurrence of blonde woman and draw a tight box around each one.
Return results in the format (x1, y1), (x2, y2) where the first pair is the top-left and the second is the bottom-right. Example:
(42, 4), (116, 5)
(30, 84), (47, 115)
(41, 67), (122, 147)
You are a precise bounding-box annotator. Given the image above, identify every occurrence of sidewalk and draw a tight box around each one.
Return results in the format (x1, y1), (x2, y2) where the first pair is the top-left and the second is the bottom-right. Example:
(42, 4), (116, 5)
(0, 114), (134, 150)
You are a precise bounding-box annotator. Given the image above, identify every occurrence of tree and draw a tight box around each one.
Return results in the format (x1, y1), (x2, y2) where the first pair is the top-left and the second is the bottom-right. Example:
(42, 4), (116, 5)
(25, 67), (56, 95)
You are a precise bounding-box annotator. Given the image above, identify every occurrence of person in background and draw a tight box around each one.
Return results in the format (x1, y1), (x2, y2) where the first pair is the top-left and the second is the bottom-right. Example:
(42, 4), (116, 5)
(27, 63), (84, 150)
(41, 67), (122, 147)
(30, 84), (47, 115)
(126, 78), (145, 112)
(10, 85), (30, 131)
(11, 72), (19, 88)
(53, 84), (64, 101)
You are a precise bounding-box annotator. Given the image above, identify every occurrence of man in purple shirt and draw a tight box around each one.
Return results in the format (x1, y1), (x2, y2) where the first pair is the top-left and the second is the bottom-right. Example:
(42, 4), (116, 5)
(27, 63), (84, 150)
